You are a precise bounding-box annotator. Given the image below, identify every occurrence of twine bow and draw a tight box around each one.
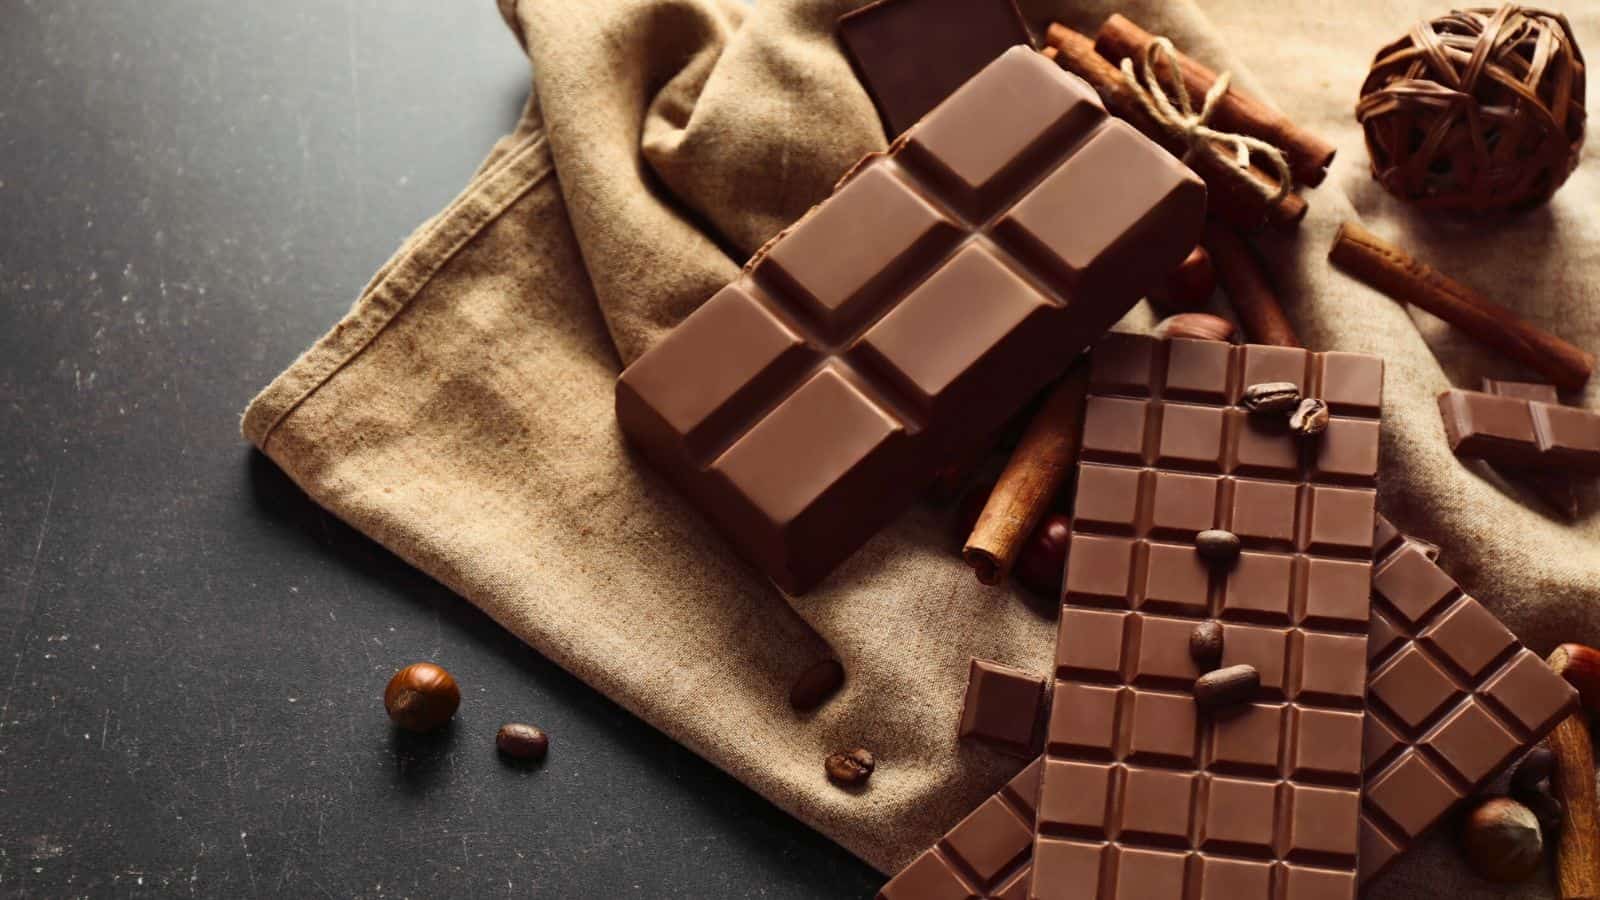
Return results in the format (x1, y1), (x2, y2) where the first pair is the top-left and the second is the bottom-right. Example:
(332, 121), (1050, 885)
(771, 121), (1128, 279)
(1120, 37), (1293, 204)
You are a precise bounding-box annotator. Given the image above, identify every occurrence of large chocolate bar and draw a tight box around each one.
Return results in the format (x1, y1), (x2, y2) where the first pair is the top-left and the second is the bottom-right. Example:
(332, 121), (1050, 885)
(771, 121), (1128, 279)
(1439, 387), (1600, 474)
(1032, 333), (1383, 899)
(1359, 515), (1578, 883)
(616, 48), (1205, 593)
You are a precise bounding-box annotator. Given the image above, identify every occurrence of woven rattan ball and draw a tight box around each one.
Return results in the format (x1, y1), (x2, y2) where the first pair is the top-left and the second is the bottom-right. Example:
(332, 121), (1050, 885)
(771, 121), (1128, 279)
(1357, 4), (1586, 214)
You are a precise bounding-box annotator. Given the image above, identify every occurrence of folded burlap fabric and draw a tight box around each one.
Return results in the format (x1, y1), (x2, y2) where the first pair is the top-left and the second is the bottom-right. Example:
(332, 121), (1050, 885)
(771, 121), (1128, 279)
(243, 0), (1598, 894)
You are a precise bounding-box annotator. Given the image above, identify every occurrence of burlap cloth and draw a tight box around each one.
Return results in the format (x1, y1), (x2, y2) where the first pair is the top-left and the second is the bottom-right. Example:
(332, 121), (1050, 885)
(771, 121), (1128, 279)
(242, 0), (1598, 893)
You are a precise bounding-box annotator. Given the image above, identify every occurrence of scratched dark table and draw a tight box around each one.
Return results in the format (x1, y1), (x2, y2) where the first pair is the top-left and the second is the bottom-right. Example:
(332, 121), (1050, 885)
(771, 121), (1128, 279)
(0, 2), (882, 897)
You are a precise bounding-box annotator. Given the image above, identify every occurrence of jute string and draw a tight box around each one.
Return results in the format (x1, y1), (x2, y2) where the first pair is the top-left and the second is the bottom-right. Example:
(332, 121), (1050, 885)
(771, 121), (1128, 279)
(1120, 36), (1294, 204)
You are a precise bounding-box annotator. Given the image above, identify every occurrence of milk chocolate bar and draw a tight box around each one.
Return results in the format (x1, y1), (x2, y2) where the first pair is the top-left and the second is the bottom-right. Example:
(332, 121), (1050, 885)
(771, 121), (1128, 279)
(1032, 333), (1383, 900)
(838, 0), (1033, 138)
(1360, 514), (1578, 883)
(1439, 387), (1600, 474)
(616, 49), (1205, 593)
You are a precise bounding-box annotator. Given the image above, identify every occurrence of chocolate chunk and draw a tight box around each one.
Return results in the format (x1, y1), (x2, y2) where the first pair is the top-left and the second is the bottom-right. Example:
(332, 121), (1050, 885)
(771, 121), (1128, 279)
(959, 659), (1047, 758)
(615, 49), (1205, 593)
(1439, 387), (1600, 474)
(836, 0), (1032, 138)
(789, 659), (845, 712)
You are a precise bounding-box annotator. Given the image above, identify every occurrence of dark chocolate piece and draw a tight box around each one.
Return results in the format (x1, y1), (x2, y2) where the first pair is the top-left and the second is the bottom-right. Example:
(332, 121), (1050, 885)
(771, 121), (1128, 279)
(1480, 378), (1582, 518)
(1439, 387), (1600, 474)
(1359, 514), (1578, 884)
(961, 659), (1048, 758)
(616, 49), (1206, 593)
(837, 0), (1032, 138)
(1033, 333), (1383, 900)
(877, 759), (1040, 900)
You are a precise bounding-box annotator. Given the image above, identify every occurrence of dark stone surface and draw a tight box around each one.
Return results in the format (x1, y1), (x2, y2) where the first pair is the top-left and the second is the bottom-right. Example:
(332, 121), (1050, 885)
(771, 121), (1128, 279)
(0, 1), (881, 896)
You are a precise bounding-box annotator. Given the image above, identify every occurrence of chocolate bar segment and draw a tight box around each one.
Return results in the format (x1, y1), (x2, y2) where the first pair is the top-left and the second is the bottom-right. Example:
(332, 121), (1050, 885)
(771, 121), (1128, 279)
(877, 759), (1041, 900)
(1439, 387), (1600, 474)
(1359, 514), (1578, 883)
(616, 48), (1206, 593)
(837, 0), (1032, 138)
(1480, 379), (1582, 518)
(1033, 334), (1382, 900)
(961, 659), (1049, 758)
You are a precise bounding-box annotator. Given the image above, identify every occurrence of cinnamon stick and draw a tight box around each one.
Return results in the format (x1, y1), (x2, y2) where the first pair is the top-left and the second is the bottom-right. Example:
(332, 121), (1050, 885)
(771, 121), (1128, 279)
(1092, 13), (1335, 187)
(1041, 28), (1306, 232)
(963, 362), (1089, 585)
(1547, 646), (1600, 900)
(1203, 221), (1301, 348)
(1329, 222), (1595, 391)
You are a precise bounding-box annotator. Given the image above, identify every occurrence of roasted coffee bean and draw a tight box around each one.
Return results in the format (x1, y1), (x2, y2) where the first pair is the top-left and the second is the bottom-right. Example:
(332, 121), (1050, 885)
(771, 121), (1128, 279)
(1290, 398), (1330, 436)
(1510, 745), (1556, 799)
(1195, 529), (1241, 563)
(1195, 664), (1259, 710)
(1189, 621), (1224, 671)
(1242, 382), (1301, 414)
(495, 723), (549, 761)
(825, 748), (875, 787)
(789, 659), (845, 712)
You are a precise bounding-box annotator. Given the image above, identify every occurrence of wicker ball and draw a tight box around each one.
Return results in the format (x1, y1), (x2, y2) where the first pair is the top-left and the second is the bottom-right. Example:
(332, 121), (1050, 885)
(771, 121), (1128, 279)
(1357, 4), (1586, 214)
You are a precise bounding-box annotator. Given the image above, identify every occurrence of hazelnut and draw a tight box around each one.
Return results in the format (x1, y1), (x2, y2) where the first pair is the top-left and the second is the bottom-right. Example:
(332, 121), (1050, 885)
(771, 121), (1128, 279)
(1014, 513), (1072, 598)
(1149, 245), (1216, 311)
(1461, 796), (1543, 883)
(1548, 643), (1600, 712)
(384, 662), (460, 733)
(1155, 313), (1235, 342)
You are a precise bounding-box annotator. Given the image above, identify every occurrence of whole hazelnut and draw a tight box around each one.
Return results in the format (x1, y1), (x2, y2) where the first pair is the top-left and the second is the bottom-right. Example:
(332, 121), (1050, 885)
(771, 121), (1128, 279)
(1014, 513), (1072, 598)
(1461, 796), (1543, 883)
(1155, 313), (1235, 342)
(1149, 245), (1216, 311)
(384, 662), (461, 733)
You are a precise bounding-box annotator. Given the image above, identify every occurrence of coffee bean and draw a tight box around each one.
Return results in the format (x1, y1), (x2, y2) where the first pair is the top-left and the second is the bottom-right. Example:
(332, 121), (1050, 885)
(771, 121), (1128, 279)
(1189, 621), (1224, 671)
(1242, 382), (1301, 414)
(1195, 529), (1241, 563)
(825, 748), (875, 787)
(495, 723), (549, 761)
(1509, 745), (1556, 799)
(1195, 664), (1259, 710)
(789, 659), (845, 712)
(1289, 398), (1330, 436)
